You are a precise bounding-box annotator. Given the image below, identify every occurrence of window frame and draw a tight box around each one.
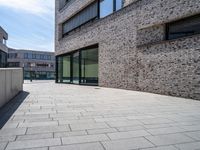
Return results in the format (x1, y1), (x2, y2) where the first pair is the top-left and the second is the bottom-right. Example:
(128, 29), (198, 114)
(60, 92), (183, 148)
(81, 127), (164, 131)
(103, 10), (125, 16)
(165, 14), (200, 40)
(61, 0), (123, 38)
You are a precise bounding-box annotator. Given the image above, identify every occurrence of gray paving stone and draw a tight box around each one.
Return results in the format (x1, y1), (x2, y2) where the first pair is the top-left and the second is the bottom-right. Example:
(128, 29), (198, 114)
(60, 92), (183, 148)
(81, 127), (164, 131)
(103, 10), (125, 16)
(102, 137), (154, 150)
(145, 133), (194, 146)
(141, 145), (178, 150)
(0, 142), (8, 150)
(27, 125), (70, 134)
(54, 131), (87, 138)
(184, 131), (200, 140)
(140, 118), (175, 125)
(70, 123), (109, 131)
(116, 125), (145, 131)
(107, 129), (150, 140)
(0, 136), (16, 142)
(50, 142), (104, 150)
(62, 134), (109, 145)
(175, 141), (200, 150)
(146, 126), (185, 135)
(87, 128), (118, 134)
(106, 120), (143, 127)
(0, 128), (26, 136)
(6, 138), (61, 150)
(1, 81), (200, 150)
(16, 133), (53, 141)
(18, 121), (58, 128)
(19, 147), (48, 150)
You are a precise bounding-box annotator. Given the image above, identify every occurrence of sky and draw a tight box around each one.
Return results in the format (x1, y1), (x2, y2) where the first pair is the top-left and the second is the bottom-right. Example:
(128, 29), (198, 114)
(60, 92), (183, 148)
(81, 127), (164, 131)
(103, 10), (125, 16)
(0, 0), (55, 52)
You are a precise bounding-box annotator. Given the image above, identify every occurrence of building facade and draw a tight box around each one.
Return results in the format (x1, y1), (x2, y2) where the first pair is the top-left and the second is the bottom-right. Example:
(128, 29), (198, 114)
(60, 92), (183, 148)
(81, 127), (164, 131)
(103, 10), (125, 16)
(55, 0), (200, 100)
(8, 48), (55, 80)
(0, 26), (8, 68)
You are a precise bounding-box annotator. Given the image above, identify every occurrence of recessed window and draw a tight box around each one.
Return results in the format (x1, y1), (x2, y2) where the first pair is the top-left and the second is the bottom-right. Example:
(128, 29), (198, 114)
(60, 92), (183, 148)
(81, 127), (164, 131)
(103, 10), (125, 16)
(166, 14), (200, 40)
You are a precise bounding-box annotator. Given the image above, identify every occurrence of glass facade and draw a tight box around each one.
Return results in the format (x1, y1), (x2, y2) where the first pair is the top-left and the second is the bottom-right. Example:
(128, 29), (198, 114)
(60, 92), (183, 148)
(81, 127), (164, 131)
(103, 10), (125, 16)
(62, 0), (123, 36)
(24, 71), (55, 80)
(80, 48), (98, 84)
(56, 46), (98, 85)
(0, 50), (7, 68)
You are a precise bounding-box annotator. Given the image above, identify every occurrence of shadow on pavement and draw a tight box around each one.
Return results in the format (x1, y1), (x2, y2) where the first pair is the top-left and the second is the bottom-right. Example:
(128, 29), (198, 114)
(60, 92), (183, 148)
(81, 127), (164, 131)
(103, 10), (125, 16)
(0, 91), (29, 129)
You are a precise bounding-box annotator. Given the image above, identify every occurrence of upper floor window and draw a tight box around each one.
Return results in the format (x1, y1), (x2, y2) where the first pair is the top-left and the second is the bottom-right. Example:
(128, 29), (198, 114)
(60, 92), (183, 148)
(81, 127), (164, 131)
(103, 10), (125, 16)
(59, 0), (71, 10)
(8, 53), (17, 59)
(100, 0), (123, 18)
(24, 53), (28, 59)
(62, 1), (98, 36)
(166, 14), (200, 40)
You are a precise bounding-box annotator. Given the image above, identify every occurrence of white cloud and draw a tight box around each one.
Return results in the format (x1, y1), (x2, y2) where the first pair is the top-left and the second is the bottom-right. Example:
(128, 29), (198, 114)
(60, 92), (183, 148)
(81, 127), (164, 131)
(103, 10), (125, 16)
(0, 0), (54, 15)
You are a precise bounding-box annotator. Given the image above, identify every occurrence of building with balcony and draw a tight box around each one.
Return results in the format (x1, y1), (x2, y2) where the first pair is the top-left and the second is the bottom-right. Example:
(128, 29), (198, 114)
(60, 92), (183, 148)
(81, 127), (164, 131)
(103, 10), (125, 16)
(0, 26), (8, 68)
(55, 0), (200, 100)
(8, 48), (55, 80)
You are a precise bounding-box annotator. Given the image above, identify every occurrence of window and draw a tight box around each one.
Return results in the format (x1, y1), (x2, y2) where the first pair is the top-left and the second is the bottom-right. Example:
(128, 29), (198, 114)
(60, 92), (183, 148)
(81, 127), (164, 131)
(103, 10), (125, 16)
(100, 0), (113, 18)
(8, 53), (17, 59)
(0, 50), (7, 68)
(166, 14), (200, 40)
(24, 53), (28, 59)
(8, 62), (20, 67)
(62, 1), (98, 36)
(28, 53), (32, 59)
(100, 0), (123, 18)
(47, 55), (51, 60)
(32, 54), (36, 59)
(56, 45), (98, 85)
(40, 54), (44, 60)
(59, 0), (71, 10)
(61, 0), (123, 37)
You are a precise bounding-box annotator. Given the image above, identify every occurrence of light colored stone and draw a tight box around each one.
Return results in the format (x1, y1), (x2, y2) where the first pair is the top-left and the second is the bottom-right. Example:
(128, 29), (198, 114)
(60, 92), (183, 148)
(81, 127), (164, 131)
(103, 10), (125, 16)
(175, 141), (200, 150)
(102, 137), (154, 150)
(50, 142), (104, 150)
(62, 134), (109, 145)
(27, 126), (70, 134)
(16, 133), (53, 141)
(6, 138), (61, 150)
(146, 133), (194, 146)
(107, 130), (150, 140)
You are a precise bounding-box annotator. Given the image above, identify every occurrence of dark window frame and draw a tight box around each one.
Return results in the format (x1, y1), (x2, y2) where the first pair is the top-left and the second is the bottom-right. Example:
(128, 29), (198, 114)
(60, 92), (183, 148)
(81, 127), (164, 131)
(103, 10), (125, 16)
(56, 44), (98, 86)
(61, 0), (123, 38)
(165, 14), (200, 40)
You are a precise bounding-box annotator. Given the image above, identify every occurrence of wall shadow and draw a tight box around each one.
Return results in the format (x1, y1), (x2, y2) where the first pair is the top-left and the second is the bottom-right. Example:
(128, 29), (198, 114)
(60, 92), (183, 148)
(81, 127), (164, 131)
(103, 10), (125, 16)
(0, 91), (29, 129)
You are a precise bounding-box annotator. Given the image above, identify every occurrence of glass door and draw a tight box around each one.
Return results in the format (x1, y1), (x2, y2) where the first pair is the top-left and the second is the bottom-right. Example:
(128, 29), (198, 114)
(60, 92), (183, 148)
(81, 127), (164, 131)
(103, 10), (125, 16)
(80, 48), (98, 85)
(62, 55), (71, 83)
(72, 52), (80, 84)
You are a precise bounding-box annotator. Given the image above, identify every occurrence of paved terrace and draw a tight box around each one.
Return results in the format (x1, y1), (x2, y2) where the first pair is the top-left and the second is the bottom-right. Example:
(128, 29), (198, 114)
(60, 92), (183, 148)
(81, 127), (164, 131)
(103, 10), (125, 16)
(0, 81), (200, 150)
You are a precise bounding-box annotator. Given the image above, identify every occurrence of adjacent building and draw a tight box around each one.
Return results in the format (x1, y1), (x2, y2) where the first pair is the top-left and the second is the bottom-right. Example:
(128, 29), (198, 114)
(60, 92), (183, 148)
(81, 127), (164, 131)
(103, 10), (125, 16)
(8, 48), (55, 80)
(55, 0), (200, 100)
(0, 26), (8, 68)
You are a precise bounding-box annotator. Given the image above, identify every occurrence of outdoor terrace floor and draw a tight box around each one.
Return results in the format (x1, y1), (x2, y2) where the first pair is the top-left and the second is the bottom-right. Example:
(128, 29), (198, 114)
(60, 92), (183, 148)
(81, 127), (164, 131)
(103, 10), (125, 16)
(0, 80), (200, 150)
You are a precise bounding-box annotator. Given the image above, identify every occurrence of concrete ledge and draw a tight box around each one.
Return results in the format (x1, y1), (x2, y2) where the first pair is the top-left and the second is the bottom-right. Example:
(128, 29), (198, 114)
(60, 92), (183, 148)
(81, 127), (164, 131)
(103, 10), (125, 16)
(0, 68), (23, 108)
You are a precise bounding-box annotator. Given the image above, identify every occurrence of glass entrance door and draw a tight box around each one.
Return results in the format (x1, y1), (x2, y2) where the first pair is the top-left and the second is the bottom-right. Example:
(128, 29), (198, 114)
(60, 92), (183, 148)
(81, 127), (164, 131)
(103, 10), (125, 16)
(80, 48), (98, 85)
(56, 45), (98, 85)
(72, 52), (79, 84)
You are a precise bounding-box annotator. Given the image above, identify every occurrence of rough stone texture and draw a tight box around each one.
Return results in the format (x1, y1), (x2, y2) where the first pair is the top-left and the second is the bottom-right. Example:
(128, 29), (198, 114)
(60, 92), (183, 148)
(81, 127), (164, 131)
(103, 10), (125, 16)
(55, 0), (200, 100)
(0, 81), (200, 149)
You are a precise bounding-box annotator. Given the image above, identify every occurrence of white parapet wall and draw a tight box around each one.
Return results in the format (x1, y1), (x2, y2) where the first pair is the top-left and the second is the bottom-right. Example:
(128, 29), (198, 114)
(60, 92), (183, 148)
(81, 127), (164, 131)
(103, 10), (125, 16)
(0, 68), (23, 108)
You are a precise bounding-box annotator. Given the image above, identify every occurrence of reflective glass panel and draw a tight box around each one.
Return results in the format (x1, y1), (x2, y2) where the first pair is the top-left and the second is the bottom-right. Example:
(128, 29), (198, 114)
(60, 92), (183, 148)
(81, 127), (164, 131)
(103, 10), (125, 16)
(81, 48), (98, 85)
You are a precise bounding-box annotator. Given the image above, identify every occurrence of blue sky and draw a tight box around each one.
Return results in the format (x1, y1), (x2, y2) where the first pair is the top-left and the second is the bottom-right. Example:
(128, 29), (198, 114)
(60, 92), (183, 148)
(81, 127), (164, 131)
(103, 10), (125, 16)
(0, 0), (55, 52)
